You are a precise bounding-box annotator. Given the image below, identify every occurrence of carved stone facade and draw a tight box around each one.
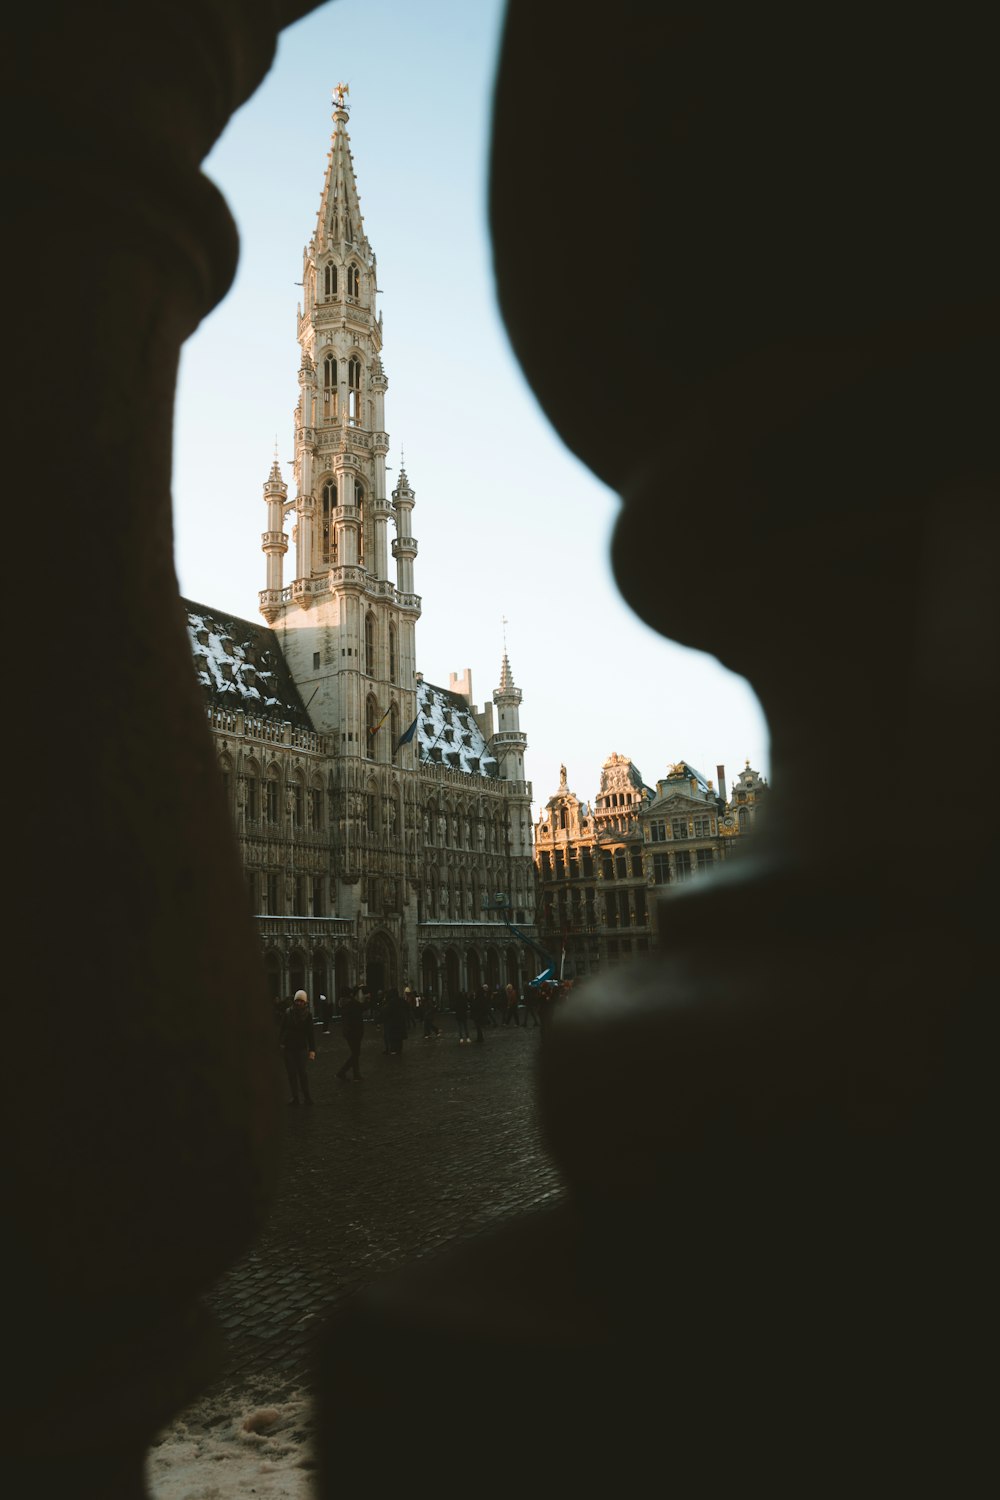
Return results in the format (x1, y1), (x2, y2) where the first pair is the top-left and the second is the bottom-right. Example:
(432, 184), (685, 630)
(189, 96), (535, 1005)
(534, 754), (768, 976)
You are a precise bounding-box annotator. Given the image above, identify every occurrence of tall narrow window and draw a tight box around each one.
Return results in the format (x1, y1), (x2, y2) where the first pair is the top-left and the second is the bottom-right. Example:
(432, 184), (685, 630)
(355, 483), (364, 564)
(321, 479), (337, 562)
(323, 356), (338, 418)
(266, 773), (280, 824)
(365, 613), (376, 676)
(348, 356), (361, 424)
(323, 262), (337, 297)
(388, 623), (397, 682)
(347, 263), (360, 298)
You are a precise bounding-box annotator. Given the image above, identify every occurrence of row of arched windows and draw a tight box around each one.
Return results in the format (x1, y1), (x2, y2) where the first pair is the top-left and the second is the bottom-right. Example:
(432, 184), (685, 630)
(221, 756), (327, 831)
(362, 614), (397, 681)
(320, 261), (361, 300)
(321, 353), (362, 423)
(423, 796), (507, 855)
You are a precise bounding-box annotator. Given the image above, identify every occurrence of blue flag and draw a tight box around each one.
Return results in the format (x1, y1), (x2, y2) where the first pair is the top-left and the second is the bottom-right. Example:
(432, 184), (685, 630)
(393, 714), (419, 753)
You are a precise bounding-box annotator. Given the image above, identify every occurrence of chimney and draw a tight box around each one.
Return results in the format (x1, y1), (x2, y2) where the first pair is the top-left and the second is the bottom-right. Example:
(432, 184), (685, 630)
(717, 764), (727, 802)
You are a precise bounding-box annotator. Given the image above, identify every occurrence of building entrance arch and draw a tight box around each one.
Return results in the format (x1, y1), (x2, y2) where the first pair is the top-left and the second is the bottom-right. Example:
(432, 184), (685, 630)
(421, 948), (440, 1002)
(288, 948), (307, 999)
(466, 948), (481, 992)
(334, 948), (351, 1006)
(365, 931), (396, 996)
(263, 948), (282, 1004)
(444, 948), (460, 1003)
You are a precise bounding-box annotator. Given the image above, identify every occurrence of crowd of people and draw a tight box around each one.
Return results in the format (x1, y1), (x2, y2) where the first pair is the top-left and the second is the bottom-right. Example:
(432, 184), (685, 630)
(273, 977), (571, 1094)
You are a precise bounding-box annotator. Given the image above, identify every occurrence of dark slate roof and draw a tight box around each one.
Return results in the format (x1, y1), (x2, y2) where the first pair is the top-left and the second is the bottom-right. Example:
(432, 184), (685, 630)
(662, 761), (711, 793)
(417, 679), (499, 778)
(183, 600), (315, 730)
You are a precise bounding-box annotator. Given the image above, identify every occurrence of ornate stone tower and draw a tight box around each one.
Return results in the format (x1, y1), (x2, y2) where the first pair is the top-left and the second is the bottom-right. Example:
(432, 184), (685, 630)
(258, 87), (422, 927)
(260, 83), (419, 710)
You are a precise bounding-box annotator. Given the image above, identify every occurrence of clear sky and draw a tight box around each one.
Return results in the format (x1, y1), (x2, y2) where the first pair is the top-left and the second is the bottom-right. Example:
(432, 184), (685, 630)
(173, 0), (770, 819)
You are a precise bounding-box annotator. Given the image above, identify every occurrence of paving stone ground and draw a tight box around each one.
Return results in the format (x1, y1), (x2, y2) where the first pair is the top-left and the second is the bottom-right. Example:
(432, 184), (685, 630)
(199, 1011), (567, 1404)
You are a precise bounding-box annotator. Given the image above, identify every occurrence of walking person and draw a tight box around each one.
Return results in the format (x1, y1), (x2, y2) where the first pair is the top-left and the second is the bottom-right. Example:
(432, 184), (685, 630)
(454, 989), (471, 1044)
(335, 987), (365, 1081)
(503, 980), (521, 1027)
(280, 989), (316, 1105)
(421, 990), (440, 1040)
(319, 993), (333, 1034)
(522, 983), (541, 1029)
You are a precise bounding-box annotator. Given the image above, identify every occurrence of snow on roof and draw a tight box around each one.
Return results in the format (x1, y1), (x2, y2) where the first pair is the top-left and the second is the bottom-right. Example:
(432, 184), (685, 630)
(184, 600), (315, 729)
(416, 679), (499, 778)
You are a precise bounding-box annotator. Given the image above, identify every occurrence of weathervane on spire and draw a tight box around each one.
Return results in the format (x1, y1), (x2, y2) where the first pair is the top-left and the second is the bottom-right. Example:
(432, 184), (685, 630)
(333, 81), (350, 110)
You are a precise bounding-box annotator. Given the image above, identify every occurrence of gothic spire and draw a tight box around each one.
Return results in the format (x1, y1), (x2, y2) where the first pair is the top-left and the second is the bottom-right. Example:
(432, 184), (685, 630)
(313, 83), (371, 260)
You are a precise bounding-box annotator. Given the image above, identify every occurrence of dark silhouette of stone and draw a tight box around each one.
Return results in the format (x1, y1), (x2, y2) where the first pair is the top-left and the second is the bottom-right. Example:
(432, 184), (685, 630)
(3, 3), (994, 1492)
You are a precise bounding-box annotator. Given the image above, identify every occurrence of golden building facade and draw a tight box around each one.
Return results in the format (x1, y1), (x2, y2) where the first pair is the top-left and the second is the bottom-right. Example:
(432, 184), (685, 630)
(534, 754), (768, 977)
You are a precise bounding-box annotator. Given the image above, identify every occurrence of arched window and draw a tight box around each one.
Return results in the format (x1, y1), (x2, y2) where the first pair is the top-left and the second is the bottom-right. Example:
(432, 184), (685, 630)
(244, 763), (259, 822)
(348, 356), (361, 424)
(388, 623), (397, 683)
(265, 768), (280, 824)
(390, 702), (400, 762)
(310, 777), (324, 830)
(321, 479), (337, 563)
(323, 262), (337, 297)
(365, 613), (376, 676)
(738, 807), (749, 832)
(290, 770), (305, 829)
(323, 355), (338, 418)
(355, 482), (364, 564)
(347, 263), (360, 298)
(366, 694), (380, 759)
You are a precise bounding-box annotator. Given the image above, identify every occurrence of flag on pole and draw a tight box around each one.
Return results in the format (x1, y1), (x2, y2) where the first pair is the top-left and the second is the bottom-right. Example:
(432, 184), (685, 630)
(393, 714), (420, 753)
(367, 705), (392, 739)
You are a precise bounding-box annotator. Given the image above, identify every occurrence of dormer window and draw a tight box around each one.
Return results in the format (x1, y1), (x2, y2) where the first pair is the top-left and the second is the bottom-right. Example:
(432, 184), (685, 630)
(323, 263), (337, 298)
(347, 263), (360, 298)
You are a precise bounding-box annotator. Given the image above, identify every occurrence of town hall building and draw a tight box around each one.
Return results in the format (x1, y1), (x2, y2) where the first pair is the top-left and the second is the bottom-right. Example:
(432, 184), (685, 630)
(184, 89), (535, 1006)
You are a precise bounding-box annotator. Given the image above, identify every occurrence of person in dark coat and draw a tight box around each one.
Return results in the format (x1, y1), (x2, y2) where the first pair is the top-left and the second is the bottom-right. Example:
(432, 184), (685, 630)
(280, 989), (316, 1105)
(335, 988), (365, 1081)
(421, 991), (440, 1040)
(380, 989), (409, 1056)
(502, 980), (521, 1027)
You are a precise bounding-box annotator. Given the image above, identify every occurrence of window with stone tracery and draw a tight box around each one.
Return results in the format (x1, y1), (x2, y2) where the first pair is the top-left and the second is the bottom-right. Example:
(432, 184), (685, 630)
(365, 613), (376, 677)
(323, 263), (337, 298)
(347, 263), (360, 298)
(322, 355), (338, 419)
(321, 479), (338, 562)
(348, 356), (361, 424)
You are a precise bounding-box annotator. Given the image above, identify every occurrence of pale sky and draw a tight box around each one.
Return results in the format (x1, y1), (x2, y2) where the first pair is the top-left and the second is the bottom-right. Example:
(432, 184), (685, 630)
(172, 0), (771, 820)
